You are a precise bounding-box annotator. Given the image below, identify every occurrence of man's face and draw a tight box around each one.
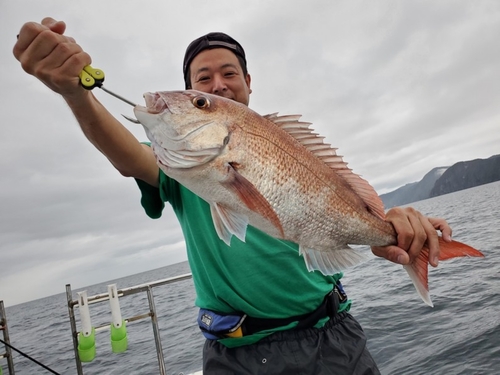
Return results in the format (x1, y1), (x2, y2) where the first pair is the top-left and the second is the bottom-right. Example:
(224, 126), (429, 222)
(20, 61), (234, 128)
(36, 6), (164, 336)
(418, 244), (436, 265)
(189, 48), (252, 106)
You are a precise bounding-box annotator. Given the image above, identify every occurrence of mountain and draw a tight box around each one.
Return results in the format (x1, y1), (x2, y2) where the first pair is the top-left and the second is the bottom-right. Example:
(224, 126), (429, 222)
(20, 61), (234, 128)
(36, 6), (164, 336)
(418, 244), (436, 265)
(380, 154), (500, 208)
(430, 154), (500, 197)
(380, 167), (448, 208)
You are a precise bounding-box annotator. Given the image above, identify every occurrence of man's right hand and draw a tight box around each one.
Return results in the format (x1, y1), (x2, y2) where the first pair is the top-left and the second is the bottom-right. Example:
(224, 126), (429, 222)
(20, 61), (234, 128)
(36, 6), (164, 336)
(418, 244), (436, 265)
(13, 18), (91, 100)
(13, 18), (162, 188)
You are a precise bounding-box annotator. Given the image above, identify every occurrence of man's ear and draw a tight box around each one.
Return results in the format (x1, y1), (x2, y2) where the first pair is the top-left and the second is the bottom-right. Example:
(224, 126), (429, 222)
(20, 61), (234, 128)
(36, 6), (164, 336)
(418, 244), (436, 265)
(246, 73), (252, 94)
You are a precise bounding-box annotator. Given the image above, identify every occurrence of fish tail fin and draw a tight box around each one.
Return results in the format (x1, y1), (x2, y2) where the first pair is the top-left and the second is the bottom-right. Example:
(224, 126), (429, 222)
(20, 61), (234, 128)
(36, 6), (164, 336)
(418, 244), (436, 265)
(404, 238), (484, 307)
(436, 238), (484, 261)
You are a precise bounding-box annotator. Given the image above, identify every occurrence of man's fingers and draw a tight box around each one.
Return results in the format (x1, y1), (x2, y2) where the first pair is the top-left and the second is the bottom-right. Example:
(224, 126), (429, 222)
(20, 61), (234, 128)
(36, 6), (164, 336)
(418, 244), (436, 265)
(41, 18), (66, 35)
(384, 207), (446, 268)
(371, 245), (409, 265)
(422, 216), (440, 267)
(39, 43), (91, 82)
(429, 217), (453, 242)
(41, 17), (56, 25)
(17, 29), (66, 75)
(14, 19), (70, 62)
(404, 210), (427, 262)
(14, 19), (90, 96)
(386, 207), (415, 250)
(13, 22), (45, 60)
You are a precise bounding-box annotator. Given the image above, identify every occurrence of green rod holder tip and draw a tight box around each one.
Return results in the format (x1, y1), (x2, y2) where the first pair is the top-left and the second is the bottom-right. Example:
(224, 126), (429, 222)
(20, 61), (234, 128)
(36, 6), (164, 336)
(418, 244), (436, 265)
(78, 327), (96, 362)
(110, 320), (128, 353)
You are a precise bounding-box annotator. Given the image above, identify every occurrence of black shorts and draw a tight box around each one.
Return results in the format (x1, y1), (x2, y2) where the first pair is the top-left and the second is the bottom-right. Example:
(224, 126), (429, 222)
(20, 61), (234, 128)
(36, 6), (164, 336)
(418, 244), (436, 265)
(203, 312), (380, 375)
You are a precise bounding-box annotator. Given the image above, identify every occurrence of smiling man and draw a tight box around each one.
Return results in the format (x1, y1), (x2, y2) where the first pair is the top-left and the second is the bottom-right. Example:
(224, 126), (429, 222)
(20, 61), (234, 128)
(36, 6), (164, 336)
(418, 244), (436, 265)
(184, 34), (252, 105)
(14, 19), (452, 374)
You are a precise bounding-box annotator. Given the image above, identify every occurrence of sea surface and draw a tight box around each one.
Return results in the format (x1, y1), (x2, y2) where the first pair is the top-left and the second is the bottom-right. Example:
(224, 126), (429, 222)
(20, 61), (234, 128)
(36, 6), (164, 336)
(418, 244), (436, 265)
(2, 181), (499, 375)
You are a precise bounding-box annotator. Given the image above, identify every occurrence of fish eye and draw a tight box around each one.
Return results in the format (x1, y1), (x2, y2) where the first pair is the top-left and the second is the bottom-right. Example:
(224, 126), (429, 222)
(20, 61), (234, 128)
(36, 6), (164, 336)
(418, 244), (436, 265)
(193, 96), (210, 109)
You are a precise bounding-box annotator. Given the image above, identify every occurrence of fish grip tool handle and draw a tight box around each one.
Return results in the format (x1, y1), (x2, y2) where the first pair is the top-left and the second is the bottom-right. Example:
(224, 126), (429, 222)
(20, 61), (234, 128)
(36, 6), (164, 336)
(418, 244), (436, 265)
(79, 65), (137, 107)
(79, 65), (105, 90)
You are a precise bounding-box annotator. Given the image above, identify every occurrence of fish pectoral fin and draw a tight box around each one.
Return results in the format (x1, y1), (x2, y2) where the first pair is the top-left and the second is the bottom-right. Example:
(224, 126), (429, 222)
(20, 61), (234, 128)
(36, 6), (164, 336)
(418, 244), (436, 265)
(221, 163), (284, 237)
(210, 203), (249, 245)
(300, 245), (369, 275)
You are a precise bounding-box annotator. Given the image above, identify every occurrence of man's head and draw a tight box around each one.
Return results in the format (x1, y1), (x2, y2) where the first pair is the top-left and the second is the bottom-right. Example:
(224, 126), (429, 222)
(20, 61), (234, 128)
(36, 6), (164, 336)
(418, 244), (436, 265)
(183, 32), (252, 105)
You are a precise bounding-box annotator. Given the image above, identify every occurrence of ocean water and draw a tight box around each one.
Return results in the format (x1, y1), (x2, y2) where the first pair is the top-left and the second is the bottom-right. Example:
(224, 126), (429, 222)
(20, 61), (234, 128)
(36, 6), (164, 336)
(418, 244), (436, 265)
(2, 181), (499, 375)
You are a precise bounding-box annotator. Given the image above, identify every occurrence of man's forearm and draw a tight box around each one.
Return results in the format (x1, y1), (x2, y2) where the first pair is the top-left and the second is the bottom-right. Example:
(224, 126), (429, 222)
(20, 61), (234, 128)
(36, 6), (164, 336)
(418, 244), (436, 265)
(64, 90), (159, 185)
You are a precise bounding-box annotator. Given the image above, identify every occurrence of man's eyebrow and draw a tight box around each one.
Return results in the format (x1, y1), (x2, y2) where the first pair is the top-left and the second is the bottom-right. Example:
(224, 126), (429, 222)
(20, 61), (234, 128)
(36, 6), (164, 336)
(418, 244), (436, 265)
(220, 63), (239, 70)
(194, 67), (210, 76)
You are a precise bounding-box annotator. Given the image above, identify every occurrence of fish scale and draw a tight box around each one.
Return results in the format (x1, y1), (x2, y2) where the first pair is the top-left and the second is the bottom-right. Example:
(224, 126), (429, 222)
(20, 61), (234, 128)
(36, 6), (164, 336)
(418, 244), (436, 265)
(239, 113), (388, 247)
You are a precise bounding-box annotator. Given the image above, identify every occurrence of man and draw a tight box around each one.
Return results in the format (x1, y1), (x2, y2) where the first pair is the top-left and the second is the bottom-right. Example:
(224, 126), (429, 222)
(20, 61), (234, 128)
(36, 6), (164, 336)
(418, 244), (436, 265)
(14, 18), (451, 374)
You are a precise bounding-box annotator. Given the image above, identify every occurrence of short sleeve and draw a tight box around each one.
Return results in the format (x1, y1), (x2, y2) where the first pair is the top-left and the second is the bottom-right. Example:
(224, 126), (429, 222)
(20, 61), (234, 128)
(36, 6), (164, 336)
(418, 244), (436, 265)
(135, 177), (165, 219)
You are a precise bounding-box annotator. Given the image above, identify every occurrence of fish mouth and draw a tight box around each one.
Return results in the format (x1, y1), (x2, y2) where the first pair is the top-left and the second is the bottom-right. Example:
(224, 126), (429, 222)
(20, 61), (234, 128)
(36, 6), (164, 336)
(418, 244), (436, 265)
(131, 92), (170, 124)
(144, 92), (168, 114)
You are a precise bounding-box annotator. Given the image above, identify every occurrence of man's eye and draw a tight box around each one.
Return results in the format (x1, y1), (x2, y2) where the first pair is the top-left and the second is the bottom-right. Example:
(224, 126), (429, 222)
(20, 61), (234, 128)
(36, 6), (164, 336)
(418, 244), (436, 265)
(198, 76), (210, 82)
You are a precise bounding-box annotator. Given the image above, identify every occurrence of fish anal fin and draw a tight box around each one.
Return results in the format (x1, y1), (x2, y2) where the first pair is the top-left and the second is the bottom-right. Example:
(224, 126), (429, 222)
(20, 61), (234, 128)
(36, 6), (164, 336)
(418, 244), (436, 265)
(300, 245), (369, 275)
(221, 163), (284, 237)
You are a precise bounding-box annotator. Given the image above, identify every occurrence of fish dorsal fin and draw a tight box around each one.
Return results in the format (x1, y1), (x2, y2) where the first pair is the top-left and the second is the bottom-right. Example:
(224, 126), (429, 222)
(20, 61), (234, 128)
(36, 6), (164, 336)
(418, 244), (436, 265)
(264, 113), (386, 220)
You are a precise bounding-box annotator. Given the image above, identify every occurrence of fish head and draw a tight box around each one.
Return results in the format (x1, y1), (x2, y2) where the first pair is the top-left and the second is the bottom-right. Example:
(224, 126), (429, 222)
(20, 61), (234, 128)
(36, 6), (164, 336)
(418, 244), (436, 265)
(134, 90), (236, 169)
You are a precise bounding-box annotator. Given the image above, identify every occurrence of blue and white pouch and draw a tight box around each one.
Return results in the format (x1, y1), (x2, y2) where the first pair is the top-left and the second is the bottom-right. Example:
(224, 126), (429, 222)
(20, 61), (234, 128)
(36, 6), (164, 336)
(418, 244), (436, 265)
(197, 309), (247, 339)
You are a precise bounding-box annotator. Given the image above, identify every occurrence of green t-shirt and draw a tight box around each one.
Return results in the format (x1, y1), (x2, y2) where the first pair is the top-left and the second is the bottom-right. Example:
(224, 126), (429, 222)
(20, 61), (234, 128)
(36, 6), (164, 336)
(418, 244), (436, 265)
(135, 168), (351, 347)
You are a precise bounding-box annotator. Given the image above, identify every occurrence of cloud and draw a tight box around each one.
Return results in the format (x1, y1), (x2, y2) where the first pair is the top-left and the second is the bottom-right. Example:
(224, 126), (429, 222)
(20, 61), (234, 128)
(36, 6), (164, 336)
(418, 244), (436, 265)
(1, 0), (499, 306)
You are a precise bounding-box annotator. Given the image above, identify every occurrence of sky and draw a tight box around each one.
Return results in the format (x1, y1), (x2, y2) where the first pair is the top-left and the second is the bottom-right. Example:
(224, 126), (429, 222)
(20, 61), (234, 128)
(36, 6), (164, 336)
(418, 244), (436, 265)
(1, 0), (499, 307)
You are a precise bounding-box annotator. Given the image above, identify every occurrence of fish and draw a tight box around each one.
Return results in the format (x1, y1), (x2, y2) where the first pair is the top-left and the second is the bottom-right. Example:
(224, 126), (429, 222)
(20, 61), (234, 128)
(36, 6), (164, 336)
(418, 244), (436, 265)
(133, 90), (484, 307)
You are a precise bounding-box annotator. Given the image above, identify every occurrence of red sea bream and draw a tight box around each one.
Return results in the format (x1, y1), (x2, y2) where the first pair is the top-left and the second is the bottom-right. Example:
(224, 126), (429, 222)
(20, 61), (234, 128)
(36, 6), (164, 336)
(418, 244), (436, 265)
(133, 90), (484, 306)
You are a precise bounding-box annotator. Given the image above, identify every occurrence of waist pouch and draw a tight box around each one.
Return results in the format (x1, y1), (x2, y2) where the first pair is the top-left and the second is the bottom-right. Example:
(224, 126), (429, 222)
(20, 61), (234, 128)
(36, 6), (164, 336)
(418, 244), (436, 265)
(198, 309), (247, 340)
(198, 282), (346, 340)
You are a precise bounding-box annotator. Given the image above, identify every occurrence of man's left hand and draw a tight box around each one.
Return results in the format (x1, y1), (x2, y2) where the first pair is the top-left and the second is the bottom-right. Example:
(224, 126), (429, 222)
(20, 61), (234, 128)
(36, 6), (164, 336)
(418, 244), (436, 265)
(371, 207), (452, 267)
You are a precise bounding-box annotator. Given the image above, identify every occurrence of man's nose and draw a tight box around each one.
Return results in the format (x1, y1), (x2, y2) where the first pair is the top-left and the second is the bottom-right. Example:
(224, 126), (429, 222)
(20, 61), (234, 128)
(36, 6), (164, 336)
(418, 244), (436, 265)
(212, 74), (227, 94)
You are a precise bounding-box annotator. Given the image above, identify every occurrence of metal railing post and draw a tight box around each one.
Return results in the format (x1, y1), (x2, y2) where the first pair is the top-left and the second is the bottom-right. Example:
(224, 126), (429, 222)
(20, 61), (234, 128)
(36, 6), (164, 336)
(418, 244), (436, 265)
(66, 285), (84, 375)
(146, 286), (167, 375)
(0, 300), (15, 375)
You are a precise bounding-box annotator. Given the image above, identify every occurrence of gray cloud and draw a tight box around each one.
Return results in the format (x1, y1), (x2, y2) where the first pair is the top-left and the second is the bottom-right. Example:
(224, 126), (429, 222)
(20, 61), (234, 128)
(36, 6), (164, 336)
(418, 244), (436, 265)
(1, 0), (499, 306)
